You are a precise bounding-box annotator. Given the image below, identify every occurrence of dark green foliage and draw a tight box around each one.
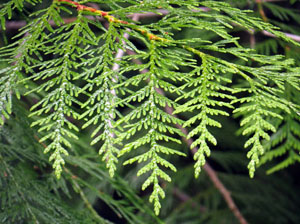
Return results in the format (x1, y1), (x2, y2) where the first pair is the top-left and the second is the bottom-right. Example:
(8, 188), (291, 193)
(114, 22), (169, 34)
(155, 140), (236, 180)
(1, 0), (300, 221)
(0, 101), (160, 223)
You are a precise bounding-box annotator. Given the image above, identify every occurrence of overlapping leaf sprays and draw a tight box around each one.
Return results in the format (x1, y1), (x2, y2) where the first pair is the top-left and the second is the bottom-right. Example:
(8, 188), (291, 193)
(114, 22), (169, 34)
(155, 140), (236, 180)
(1, 0), (299, 215)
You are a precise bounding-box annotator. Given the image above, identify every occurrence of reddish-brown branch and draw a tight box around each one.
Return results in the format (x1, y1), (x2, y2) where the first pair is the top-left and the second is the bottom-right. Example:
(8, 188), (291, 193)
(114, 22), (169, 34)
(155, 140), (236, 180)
(3, 3), (300, 43)
(57, 0), (124, 23)
(55, 0), (167, 41)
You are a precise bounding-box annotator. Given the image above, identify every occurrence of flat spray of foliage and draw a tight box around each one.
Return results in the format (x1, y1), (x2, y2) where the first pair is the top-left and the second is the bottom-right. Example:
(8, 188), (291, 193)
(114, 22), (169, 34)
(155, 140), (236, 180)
(0, 0), (300, 216)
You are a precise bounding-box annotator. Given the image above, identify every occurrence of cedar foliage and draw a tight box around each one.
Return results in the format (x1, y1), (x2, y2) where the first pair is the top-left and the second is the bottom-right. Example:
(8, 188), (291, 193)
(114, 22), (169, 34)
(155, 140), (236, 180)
(0, 0), (300, 222)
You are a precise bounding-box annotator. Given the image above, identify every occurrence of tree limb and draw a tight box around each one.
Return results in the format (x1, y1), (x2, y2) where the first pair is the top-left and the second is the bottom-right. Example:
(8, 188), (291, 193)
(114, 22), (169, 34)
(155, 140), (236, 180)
(3, 6), (300, 43)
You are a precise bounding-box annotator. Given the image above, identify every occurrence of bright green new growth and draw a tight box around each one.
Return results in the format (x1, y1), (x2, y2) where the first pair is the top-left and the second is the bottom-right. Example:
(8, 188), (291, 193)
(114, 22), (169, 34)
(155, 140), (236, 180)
(175, 53), (236, 178)
(117, 40), (187, 214)
(1, 0), (300, 215)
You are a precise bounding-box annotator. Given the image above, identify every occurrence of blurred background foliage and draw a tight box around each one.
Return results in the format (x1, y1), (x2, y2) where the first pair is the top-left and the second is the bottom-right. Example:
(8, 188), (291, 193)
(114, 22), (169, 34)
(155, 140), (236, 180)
(1, 0), (300, 223)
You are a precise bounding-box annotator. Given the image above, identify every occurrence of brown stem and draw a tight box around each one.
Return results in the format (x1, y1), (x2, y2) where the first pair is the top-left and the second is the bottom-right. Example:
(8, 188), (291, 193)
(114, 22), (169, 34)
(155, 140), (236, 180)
(256, 0), (268, 22)
(262, 30), (300, 42)
(249, 29), (256, 49)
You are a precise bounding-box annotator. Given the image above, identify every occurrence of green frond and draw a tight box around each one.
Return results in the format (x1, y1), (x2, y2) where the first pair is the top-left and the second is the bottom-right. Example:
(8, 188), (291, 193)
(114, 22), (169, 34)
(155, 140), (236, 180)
(117, 40), (187, 214)
(175, 53), (236, 178)
(24, 12), (94, 178)
(0, 3), (60, 124)
(79, 24), (133, 177)
(259, 84), (300, 174)
(233, 76), (297, 177)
